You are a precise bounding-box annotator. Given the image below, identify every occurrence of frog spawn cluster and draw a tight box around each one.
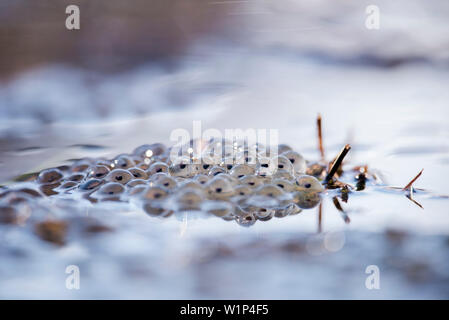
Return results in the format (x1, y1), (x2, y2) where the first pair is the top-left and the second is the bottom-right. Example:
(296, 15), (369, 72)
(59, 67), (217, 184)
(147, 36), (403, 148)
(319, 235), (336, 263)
(1, 141), (324, 227)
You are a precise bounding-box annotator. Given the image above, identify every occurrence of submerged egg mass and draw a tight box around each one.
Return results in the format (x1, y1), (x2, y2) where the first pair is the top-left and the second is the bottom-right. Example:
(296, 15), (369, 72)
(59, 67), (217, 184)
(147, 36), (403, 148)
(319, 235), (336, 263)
(2, 141), (325, 228)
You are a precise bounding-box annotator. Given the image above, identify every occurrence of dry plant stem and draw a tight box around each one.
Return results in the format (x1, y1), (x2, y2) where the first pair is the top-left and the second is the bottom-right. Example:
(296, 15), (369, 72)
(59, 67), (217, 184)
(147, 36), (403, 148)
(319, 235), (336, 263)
(406, 194), (424, 209)
(405, 185), (424, 209)
(402, 169), (424, 191)
(332, 196), (344, 211)
(324, 144), (351, 184)
(317, 114), (325, 161)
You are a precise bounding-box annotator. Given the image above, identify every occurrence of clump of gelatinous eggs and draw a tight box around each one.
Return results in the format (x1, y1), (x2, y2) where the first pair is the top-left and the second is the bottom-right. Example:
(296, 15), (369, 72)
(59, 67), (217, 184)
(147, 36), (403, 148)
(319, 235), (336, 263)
(0, 140), (324, 228)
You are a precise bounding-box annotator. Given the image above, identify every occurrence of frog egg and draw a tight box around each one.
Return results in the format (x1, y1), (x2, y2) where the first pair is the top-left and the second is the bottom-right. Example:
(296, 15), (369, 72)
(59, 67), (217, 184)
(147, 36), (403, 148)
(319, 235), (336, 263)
(86, 165), (110, 180)
(271, 170), (295, 181)
(147, 162), (169, 176)
(236, 212), (257, 227)
(202, 200), (233, 218)
(37, 168), (64, 184)
(272, 178), (295, 192)
(172, 188), (205, 211)
(0, 190), (32, 205)
(234, 185), (253, 197)
(93, 182), (125, 201)
(229, 164), (255, 178)
(140, 187), (170, 216)
(1, 190), (34, 211)
(40, 182), (61, 196)
(112, 154), (136, 170)
(149, 171), (169, 181)
(230, 186), (253, 206)
(141, 186), (169, 201)
(273, 207), (289, 218)
(293, 191), (321, 209)
(79, 178), (104, 192)
(278, 144), (293, 154)
(130, 155), (143, 165)
(295, 175), (324, 193)
(233, 205), (248, 217)
(128, 167), (148, 180)
(239, 175), (264, 188)
(245, 193), (279, 209)
(247, 205), (275, 220)
(66, 173), (86, 182)
(282, 150), (307, 175)
(285, 203), (302, 216)
(215, 173), (239, 186)
(245, 185), (285, 208)
(169, 160), (197, 178)
(56, 165), (70, 172)
(272, 155), (294, 175)
(178, 179), (203, 191)
(136, 160), (153, 171)
(133, 143), (167, 159)
(274, 203), (301, 218)
(193, 174), (210, 185)
(305, 162), (326, 178)
(205, 176), (235, 200)
(142, 201), (168, 217)
(127, 184), (147, 196)
(105, 169), (133, 185)
(70, 158), (94, 172)
(93, 158), (113, 169)
(132, 144), (152, 158)
(208, 166), (226, 177)
(255, 157), (275, 177)
(255, 184), (285, 198)
(178, 146), (204, 163)
(221, 214), (236, 221)
(219, 159), (235, 172)
(152, 175), (177, 190)
(256, 210), (274, 221)
(197, 156), (216, 174)
(173, 177), (187, 184)
(58, 181), (79, 192)
(126, 179), (147, 188)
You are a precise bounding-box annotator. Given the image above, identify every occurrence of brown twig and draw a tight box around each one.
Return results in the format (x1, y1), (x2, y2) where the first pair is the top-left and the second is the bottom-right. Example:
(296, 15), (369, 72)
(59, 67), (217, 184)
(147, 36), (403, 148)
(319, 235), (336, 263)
(402, 169), (424, 191)
(332, 196), (344, 211)
(324, 144), (351, 184)
(406, 193), (424, 209)
(317, 113), (325, 162)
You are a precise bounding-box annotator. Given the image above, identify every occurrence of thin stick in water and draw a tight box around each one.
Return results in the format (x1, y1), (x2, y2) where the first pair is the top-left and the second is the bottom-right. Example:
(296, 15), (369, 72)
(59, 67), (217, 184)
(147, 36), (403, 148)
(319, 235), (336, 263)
(332, 196), (351, 223)
(324, 144), (351, 184)
(402, 169), (424, 191)
(317, 113), (325, 161)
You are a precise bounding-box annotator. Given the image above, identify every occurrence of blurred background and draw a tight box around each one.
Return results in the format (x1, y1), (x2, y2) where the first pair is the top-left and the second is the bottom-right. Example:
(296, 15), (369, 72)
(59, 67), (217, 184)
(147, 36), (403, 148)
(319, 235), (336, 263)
(0, 0), (448, 181)
(0, 0), (448, 299)
(0, 0), (448, 192)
